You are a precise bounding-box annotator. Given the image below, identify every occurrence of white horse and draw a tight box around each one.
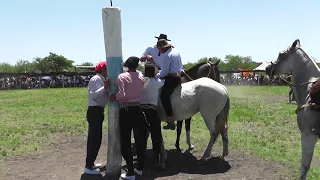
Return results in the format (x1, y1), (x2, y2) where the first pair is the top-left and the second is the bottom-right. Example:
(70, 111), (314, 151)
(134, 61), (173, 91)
(157, 77), (230, 160)
(266, 39), (320, 180)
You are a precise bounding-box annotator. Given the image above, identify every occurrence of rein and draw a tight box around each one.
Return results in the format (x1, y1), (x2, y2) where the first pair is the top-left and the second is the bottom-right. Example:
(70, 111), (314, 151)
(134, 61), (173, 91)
(181, 70), (194, 81)
(279, 76), (312, 87)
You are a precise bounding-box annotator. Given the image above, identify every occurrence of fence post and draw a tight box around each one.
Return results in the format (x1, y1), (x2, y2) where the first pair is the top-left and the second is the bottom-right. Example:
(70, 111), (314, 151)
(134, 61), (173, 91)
(102, 7), (123, 179)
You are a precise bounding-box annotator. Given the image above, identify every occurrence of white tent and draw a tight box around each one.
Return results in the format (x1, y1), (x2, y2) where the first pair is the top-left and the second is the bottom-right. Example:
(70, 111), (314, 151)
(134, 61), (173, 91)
(253, 62), (271, 71)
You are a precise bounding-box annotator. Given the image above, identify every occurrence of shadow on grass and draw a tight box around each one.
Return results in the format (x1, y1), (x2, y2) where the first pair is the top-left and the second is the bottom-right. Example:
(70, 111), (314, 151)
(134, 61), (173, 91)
(80, 146), (231, 180)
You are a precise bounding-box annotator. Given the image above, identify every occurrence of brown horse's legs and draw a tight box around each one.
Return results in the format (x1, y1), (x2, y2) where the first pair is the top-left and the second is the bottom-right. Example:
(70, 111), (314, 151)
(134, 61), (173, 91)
(185, 118), (194, 150)
(175, 120), (183, 151)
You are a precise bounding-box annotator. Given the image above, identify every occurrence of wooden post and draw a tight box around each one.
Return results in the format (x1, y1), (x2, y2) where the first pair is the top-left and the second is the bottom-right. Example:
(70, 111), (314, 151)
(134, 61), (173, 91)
(102, 7), (123, 179)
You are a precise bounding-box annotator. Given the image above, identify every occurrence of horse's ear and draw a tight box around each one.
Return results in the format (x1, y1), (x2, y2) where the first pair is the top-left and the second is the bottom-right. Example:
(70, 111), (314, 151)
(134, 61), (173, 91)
(291, 39), (300, 49)
(271, 62), (274, 65)
(213, 60), (220, 66)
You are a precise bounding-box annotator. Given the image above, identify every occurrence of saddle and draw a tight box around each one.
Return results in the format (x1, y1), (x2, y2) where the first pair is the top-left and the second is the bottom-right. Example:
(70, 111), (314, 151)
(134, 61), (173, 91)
(296, 78), (320, 113)
(309, 79), (320, 110)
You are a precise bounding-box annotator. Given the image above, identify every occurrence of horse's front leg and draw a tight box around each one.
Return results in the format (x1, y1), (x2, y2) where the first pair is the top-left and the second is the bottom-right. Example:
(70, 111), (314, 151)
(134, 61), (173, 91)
(185, 117), (194, 150)
(299, 132), (318, 180)
(175, 120), (183, 152)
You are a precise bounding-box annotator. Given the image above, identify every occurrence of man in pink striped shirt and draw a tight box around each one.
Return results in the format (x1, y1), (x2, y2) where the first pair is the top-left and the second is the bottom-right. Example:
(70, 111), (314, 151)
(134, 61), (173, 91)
(109, 56), (148, 180)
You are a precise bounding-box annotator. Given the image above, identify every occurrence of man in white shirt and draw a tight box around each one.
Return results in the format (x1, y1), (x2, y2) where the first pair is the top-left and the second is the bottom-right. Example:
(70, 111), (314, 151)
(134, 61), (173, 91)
(140, 61), (165, 165)
(156, 39), (183, 130)
(84, 61), (110, 175)
(140, 33), (171, 70)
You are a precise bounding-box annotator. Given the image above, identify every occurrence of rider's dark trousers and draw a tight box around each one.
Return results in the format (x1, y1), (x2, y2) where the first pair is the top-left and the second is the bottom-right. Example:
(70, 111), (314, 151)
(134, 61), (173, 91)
(161, 76), (181, 117)
(140, 104), (163, 159)
(85, 106), (105, 169)
(119, 104), (148, 174)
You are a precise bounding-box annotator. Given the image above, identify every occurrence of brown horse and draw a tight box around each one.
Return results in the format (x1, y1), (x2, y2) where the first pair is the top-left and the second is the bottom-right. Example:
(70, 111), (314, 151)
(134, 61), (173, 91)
(175, 59), (221, 151)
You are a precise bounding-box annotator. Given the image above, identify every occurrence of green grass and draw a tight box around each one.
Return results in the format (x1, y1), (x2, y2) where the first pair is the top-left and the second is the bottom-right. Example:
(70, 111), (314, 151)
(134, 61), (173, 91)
(1, 86), (320, 179)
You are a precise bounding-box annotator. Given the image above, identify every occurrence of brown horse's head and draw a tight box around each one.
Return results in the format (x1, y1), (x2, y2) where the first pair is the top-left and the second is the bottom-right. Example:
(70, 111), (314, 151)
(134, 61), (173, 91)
(182, 59), (221, 83)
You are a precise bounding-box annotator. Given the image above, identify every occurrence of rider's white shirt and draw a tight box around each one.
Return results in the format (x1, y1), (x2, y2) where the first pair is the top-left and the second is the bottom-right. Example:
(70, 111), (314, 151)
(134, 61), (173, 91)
(142, 46), (161, 67)
(140, 77), (164, 105)
(155, 48), (183, 79)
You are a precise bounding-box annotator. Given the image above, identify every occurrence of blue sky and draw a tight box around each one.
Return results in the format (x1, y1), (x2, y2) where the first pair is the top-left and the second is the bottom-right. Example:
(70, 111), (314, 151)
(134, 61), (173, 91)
(1, 0), (319, 65)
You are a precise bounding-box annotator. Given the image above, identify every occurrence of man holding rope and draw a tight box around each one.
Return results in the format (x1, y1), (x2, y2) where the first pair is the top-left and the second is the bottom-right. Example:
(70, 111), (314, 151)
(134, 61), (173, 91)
(140, 61), (166, 167)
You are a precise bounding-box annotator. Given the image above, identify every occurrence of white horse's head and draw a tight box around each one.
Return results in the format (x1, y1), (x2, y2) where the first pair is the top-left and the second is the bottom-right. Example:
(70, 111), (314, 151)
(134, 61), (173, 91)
(266, 39), (301, 77)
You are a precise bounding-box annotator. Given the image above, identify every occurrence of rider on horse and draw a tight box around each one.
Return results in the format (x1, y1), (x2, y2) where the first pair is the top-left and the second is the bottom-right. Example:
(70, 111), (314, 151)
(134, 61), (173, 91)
(140, 34), (180, 130)
(154, 39), (183, 130)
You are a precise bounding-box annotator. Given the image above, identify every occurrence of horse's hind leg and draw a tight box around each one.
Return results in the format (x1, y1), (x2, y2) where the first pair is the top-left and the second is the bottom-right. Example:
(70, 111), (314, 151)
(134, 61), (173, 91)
(185, 117), (194, 150)
(299, 132), (318, 180)
(175, 120), (183, 152)
(219, 97), (230, 158)
(220, 125), (229, 158)
(201, 130), (219, 161)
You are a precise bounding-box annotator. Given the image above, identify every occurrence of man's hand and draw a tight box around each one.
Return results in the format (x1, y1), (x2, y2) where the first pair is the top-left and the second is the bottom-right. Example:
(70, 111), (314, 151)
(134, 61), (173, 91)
(140, 55), (153, 62)
(104, 79), (111, 89)
(146, 55), (154, 62)
(109, 94), (116, 102)
(140, 56), (147, 62)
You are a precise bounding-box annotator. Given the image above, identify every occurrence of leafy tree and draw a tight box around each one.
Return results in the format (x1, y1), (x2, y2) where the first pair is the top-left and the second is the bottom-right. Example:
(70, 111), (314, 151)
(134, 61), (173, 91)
(46, 52), (74, 72)
(32, 57), (52, 73)
(80, 62), (94, 66)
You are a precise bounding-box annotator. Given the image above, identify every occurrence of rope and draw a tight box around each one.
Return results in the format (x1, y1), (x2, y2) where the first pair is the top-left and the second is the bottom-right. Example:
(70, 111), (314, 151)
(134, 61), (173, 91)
(181, 70), (194, 81)
(142, 111), (150, 127)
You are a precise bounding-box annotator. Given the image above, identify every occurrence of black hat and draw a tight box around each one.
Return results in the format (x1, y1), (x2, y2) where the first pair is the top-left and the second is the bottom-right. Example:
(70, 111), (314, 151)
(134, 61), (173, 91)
(124, 56), (140, 69)
(154, 33), (171, 41)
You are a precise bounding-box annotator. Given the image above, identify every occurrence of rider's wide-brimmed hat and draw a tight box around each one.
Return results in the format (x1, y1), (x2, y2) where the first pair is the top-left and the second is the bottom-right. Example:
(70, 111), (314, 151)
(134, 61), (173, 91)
(154, 33), (171, 41)
(156, 39), (172, 49)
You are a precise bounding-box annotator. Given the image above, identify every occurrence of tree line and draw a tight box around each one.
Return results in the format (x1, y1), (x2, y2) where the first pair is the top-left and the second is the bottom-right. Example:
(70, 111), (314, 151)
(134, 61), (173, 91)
(1, 52), (318, 73)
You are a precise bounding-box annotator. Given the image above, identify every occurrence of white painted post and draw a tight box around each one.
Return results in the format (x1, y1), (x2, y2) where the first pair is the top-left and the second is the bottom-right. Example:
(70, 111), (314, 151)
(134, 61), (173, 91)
(102, 7), (123, 179)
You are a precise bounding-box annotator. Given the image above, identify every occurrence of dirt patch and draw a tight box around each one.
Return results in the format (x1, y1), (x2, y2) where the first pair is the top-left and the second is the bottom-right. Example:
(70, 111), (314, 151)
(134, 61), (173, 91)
(0, 135), (293, 180)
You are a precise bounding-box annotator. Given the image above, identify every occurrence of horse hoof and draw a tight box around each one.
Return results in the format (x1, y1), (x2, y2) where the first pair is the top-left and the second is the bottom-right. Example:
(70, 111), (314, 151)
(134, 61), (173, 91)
(175, 144), (182, 152)
(176, 147), (182, 152)
(199, 157), (207, 164)
(189, 144), (195, 150)
(199, 156), (207, 162)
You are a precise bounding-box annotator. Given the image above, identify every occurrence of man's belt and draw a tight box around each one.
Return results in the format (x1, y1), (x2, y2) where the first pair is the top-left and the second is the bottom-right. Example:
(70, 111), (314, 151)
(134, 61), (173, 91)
(167, 72), (181, 77)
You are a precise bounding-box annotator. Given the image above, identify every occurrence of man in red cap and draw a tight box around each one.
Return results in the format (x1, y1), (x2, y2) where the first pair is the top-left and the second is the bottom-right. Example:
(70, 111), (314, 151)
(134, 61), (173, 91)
(83, 61), (110, 175)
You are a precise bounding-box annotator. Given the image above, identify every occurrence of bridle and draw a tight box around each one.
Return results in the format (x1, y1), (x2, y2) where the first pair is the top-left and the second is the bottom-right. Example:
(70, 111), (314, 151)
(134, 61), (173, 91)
(206, 61), (216, 80)
(269, 47), (312, 87)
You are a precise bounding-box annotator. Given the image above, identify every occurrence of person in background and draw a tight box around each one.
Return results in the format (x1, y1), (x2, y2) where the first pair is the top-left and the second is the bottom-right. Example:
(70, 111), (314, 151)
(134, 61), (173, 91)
(140, 61), (165, 166)
(84, 61), (110, 175)
(109, 56), (147, 180)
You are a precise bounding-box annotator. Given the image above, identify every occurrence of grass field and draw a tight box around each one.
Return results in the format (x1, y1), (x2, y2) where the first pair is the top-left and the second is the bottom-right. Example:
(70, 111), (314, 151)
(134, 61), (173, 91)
(1, 86), (320, 179)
